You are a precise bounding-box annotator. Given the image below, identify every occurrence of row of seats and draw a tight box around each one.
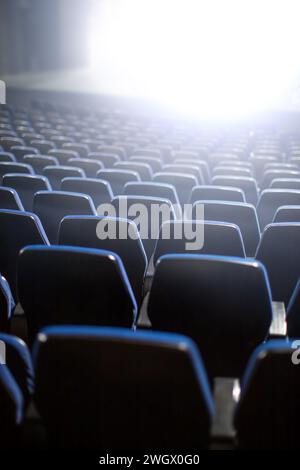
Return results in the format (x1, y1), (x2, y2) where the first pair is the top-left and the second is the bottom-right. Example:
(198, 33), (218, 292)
(2, 177), (300, 252)
(2, 157), (300, 206)
(1, 326), (300, 449)
(1, 209), (300, 310)
(2, 103), (300, 449)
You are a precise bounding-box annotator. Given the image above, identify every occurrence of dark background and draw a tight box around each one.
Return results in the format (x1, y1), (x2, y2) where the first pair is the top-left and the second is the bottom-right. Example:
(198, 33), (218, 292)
(0, 0), (91, 75)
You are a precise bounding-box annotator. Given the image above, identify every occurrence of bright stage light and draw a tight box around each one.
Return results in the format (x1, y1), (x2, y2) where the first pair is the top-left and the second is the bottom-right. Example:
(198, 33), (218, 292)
(89, 0), (300, 120)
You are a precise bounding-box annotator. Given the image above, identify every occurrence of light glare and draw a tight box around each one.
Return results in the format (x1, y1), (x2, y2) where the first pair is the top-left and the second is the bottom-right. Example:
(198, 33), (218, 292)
(89, 0), (300, 119)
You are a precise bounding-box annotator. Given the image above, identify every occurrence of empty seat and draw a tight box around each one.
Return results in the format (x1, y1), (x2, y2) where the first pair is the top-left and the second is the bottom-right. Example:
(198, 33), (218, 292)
(0, 332), (34, 448)
(0, 137), (24, 151)
(59, 216), (147, 304)
(212, 176), (258, 205)
(0, 163), (34, 182)
(257, 189), (300, 230)
(153, 172), (197, 205)
(23, 155), (59, 174)
(110, 196), (176, 259)
(261, 170), (300, 190)
(270, 178), (300, 190)
(0, 210), (49, 299)
(114, 162), (152, 181)
(273, 205), (300, 223)
(129, 156), (162, 173)
(33, 191), (96, 243)
(256, 223), (300, 304)
(235, 341), (300, 449)
(61, 177), (113, 208)
(131, 148), (162, 159)
(192, 201), (260, 256)
(0, 187), (24, 211)
(218, 160), (253, 171)
(153, 220), (245, 264)
(0, 152), (16, 163)
(124, 181), (180, 206)
(18, 246), (137, 343)
(148, 255), (272, 379)
(0, 275), (15, 331)
(264, 162), (299, 172)
(190, 185), (245, 204)
(62, 143), (89, 158)
(43, 166), (85, 190)
(48, 149), (79, 165)
(250, 156), (279, 180)
(162, 164), (204, 185)
(30, 139), (55, 154)
(97, 145), (126, 159)
(66, 158), (103, 178)
(10, 146), (38, 161)
(3, 174), (51, 211)
(33, 326), (214, 449)
(88, 153), (120, 168)
(0, 332), (34, 406)
(174, 159), (210, 184)
(212, 166), (252, 178)
(97, 169), (140, 195)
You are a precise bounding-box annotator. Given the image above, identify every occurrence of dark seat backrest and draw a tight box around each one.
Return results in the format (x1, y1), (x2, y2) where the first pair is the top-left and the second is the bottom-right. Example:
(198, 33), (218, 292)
(33, 326), (214, 449)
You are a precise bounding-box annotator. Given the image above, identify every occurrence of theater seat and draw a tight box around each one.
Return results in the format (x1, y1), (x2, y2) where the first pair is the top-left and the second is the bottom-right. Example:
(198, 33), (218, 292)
(270, 178), (300, 190)
(212, 176), (258, 205)
(257, 189), (300, 230)
(235, 341), (300, 449)
(256, 223), (300, 304)
(192, 200), (260, 257)
(3, 174), (51, 211)
(66, 158), (104, 178)
(33, 191), (96, 243)
(174, 158), (210, 184)
(0, 152), (16, 163)
(23, 155), (59, 174)
(129, 156), (162, 173)
(0, 210), (49, 299)
(89, 153), (120, 168)
(61, 177), (113, 208)
(153, 172), (197, 205)
(97, 169), (140, 195)
(261, 169), (300, 190)
(18, 246), (137, 343)
(33, 326), (214, 449)
(190, 185), (245, 204)
(48, 149), (79, 165)
(153, 220), (245, 263)
(273, 205), (300, 223)
(43, 165), (85, 190)
(148, 255), (273, 379)
(0, 275), (15, 332)
(114, 161), (153, 181)
(110, 195), (176, 259)
(0, 341), (28, 448)
(0, 162), (34, 183)
(0, 187), (24, 210)
(59, 216), (147, 304)
(124, 181), (180, 206)
(10, 145), (38, 162)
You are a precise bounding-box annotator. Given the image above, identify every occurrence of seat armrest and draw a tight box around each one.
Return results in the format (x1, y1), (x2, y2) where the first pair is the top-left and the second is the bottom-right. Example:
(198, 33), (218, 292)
(269, 301), (287, 337)
(211, 377), (239, 442)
